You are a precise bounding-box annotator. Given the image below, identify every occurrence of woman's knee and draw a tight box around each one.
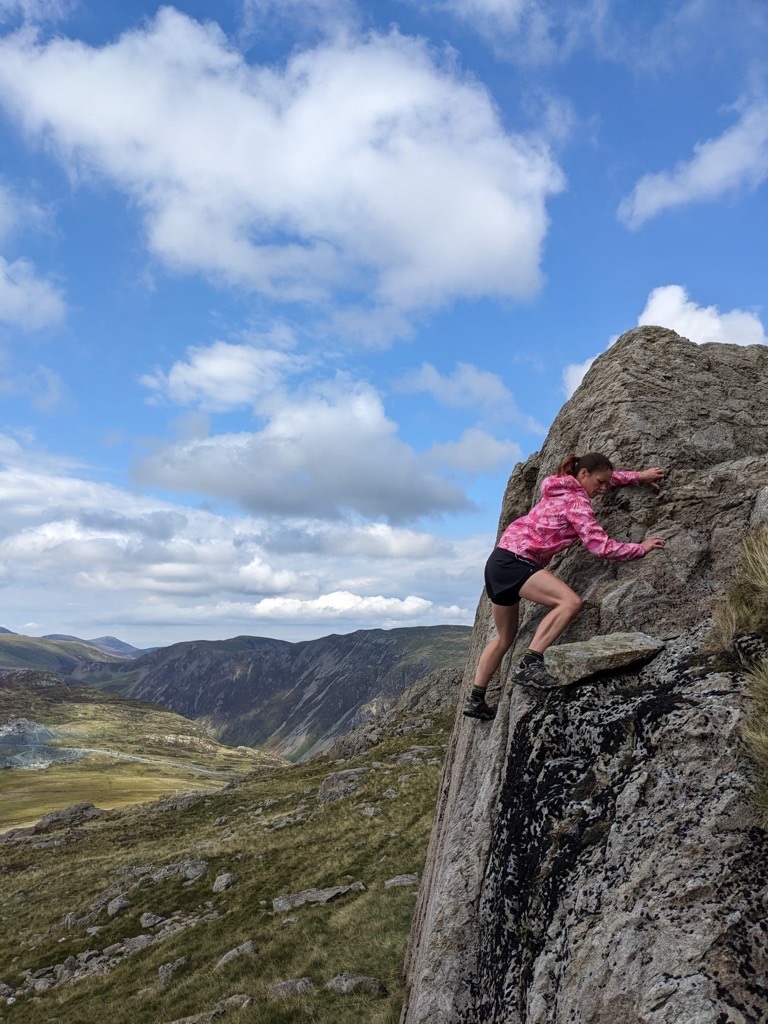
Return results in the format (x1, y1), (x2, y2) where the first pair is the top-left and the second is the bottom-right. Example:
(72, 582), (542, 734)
(493, 629), (516, 652)
(567, 593), (584, 617)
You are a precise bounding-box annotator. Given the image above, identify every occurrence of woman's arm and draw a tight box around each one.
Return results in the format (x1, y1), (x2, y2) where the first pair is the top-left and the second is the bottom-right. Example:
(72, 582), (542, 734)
(564, 494), (647, 561)
(610, 467), (664, 490)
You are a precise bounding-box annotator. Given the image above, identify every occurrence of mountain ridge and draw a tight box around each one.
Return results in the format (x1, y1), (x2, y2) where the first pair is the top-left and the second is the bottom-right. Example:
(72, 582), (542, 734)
(76, 625), (472, 760)
(0, 625), (472, 760)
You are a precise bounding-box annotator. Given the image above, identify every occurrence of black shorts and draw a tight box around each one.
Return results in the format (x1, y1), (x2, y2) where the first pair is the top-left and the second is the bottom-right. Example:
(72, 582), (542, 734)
(484, 548), (542, 606)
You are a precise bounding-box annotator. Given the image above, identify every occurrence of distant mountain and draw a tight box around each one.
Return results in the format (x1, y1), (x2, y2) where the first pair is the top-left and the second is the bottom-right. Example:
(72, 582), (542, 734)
(0, 627), (16, 634)
(0, 633), (127, 674)
(42, 634), (149, 659)
(75, 625), (472, 760)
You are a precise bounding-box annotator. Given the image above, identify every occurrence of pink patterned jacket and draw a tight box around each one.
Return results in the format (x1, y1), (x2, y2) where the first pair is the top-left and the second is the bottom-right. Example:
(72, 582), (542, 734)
(497, 471), (645, 567)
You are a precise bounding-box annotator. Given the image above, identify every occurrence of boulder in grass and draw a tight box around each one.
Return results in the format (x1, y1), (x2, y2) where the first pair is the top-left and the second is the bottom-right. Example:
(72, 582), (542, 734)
(316, 768), (368, 805)
(158, 956), (187, 989)
(272, 881), (365, 913)
(106, 896), (130, 917)
(214, 940), (254, 971)
(267, 977), (314, 999)
(163, 994), (251, 1024)
(384, 873), (419, 889)
(140, 912), (166, 928)
(544, 631), (665, 686)
(326, 972), (388, 996)
(212, 872), (237, 894)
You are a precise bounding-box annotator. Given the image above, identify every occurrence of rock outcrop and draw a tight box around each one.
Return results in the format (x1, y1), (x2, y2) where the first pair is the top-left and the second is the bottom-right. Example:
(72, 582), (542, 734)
(401, 328), (768, 1023)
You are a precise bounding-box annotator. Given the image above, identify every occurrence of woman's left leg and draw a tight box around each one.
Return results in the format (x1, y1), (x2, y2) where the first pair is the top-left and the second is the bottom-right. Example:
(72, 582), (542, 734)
(472, 601), (520, 689)
(464, 601), (519, 720)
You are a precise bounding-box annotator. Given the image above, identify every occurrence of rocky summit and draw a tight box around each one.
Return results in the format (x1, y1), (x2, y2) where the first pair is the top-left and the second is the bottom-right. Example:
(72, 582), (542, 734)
(401, 327), (768, 1023)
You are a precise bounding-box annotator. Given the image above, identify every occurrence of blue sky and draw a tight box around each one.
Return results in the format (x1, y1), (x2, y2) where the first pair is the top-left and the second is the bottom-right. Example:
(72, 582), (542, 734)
(0, 0), (765, 646)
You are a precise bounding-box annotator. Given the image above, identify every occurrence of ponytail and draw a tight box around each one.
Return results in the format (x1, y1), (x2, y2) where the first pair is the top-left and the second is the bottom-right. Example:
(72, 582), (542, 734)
(557, 452), (614, 477)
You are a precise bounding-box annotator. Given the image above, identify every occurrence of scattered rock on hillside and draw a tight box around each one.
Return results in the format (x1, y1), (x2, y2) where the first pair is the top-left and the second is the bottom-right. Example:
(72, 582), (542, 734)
(0, 801), (104, 844)
(212, 872), (237, 893)
(395, 746), (437, 765)
(106, 896), (130, 917)
(266, 812), (306, 830)
(158, 956), (187, 988)
(326, 972), (388, 996)
(164, 994), (251, 1024)
(155, 794), (203, 813)
(316, 767), (368, 804)
(268, 977), (315, 999)
(384, 873), (419, 888)
(543, 631), (665, 686)
(140, 912), (167, 928)
(214, 940), (254, 970)
(151, 858), (208, 884)
(12, 903), (224, 1004)
(272, 881), (365, 913)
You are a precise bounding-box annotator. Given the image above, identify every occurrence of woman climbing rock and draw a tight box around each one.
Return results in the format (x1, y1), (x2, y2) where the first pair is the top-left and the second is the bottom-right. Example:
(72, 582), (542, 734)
(464, 452), (665, 720)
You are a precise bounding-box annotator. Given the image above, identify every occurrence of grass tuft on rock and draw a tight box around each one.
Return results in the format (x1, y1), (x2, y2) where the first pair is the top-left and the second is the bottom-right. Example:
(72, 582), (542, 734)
(708, 525), (768, 821)
(707, 526), (768, 653)
(742, 659), (768, 823)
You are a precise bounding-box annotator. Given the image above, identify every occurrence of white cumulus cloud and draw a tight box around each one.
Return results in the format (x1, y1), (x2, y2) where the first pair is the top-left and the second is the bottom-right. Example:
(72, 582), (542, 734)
(428, 428), (522, 474)
(141, 335), (301, 411)
(0, 255), (65, 330)
(397, 360), (543, 432)
(399, 361), (513, 412)
(239, 0), (355, 35)
(134, 379), (470, 522)
(0, 183), (64, 330)
(560, 354), (598, 398)
(561, 284), (767, 397)
(619, 96), (768, 228)
(0, 0), (74, 22)
(638, 285), (767, 346)
(0, 9), (564, 339)
(0, 434), (481, 642)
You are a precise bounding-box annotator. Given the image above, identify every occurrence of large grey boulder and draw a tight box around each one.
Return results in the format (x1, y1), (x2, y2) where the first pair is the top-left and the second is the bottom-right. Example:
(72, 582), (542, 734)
(272, 880), (365, 913)
(543, 631), (665, 685)
(401, 328), (768, 1024)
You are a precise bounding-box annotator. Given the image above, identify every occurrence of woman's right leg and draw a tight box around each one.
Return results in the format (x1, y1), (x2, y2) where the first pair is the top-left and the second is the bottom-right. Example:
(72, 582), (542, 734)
(473, 601), (520, 689)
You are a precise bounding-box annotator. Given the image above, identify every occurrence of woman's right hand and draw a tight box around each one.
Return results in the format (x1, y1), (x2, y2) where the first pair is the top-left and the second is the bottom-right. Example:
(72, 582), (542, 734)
(642, 537), (665, 553)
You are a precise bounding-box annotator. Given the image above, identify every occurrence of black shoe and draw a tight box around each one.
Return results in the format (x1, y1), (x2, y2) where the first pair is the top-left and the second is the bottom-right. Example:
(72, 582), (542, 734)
(512, 660), (559, 690)
(463, 693), (497, 720)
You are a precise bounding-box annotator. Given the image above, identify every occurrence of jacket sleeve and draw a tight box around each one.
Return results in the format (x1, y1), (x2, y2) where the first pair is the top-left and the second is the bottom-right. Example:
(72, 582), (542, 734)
(610, 470), (640, 486)
(564, 494), (646, 561)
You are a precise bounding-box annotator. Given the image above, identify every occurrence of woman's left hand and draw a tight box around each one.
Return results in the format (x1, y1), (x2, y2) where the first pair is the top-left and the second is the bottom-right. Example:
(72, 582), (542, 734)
(638, 467), (664, 491)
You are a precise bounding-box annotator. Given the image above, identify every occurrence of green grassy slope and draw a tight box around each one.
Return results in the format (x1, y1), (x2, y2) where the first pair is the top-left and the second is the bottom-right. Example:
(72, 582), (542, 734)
(0, 707), (454, 1024)
(0, 634), (125, 672)
(0, 673), (284, 831)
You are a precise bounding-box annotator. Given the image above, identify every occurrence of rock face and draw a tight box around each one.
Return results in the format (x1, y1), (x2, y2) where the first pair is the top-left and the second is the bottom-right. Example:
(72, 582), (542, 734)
(401, 328), (768, 1023)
